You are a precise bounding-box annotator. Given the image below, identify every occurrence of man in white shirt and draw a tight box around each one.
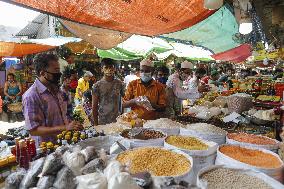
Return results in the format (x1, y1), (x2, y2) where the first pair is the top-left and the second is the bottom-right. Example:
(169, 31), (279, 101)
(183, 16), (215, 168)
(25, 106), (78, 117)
(124, 70), (139, 87)
(166, 61), (207, 116)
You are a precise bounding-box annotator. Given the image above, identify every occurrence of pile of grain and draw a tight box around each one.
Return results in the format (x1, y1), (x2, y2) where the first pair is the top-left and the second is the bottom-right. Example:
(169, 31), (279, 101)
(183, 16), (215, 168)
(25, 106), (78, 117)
(143, 118), (184, 129)
(185, 123), (227, 135)
(117, 147), (190, 176)
(166, 136), (208, 150)
(200, 167), (273, 189)
(227, 133), (277, 145)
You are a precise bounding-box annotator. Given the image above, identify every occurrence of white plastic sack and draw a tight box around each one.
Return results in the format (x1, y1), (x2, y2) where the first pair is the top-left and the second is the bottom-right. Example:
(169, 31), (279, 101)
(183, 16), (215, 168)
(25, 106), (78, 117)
(197, 165), (284, 189)
(226, 135), (279, 153)
(180, 127), (226, 145)
(104, 161), (124, 181)
(215, 145), (284, 182)
(76, 172), (107, 189)
(164, 137), (218, 184)
(108, 172), (142, 189)
(63, 151), (86, 176)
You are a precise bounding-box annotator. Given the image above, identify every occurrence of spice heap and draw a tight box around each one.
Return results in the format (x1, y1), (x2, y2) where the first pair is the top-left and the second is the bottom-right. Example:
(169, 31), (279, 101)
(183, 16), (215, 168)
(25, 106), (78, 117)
(143, 118), (184, 129)
(219, 145), (282, 168)
(228, 133), (277, 145)
(166, 136), (208, 150)
(185, 123), (227, 135)
(121, 129), (165, 140)
(200, 167), (273, 189)
(117, 147), (190, 176)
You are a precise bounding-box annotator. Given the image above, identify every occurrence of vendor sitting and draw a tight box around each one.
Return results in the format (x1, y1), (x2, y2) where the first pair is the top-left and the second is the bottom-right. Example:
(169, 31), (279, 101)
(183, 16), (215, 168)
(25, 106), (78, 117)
(4, 73), (22, 103)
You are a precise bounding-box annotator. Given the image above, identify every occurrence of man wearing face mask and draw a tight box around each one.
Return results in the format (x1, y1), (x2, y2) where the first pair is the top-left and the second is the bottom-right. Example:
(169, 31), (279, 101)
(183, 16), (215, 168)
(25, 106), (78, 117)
(156, 66), (169, 85)
(123, 59), (166, 120)
(92, 58), (124, 125)
(22, 54), (83, 146)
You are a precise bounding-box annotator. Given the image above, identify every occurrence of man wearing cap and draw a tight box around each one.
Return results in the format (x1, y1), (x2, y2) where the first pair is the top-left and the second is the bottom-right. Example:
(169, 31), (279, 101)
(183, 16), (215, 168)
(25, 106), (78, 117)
(123, 59), (166, 120)
(166, 61), (208, 116)
(74, 71), (93, 106)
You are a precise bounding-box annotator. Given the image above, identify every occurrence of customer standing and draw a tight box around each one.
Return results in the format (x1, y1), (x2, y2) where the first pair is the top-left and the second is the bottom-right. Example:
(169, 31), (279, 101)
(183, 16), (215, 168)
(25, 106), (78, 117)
(74, 71), (93, 105)
(92, 58), (124, 125)
(22, 54), (83, 146)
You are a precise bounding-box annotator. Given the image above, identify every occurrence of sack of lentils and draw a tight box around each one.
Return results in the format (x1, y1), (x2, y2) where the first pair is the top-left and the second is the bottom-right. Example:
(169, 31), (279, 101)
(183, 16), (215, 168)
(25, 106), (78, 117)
(197, 165), (284, 189)
(180, 123), (227, 145)
(143, 118), (184, 135)
(164, 135), (218, 184)
(216, 145), (284, 182)
(227, 133), (279, 153)
(116, 147), (194, 183)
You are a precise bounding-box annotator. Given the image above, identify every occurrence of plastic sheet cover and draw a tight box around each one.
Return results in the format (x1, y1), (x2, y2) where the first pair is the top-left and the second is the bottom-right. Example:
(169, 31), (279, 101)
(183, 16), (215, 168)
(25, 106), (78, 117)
(7, 0), (214, 35)
(59, 19), (132, 50)
(211, 44), (252, 63)
(161, 5), (240, 53)
(0, 41), (55, 57)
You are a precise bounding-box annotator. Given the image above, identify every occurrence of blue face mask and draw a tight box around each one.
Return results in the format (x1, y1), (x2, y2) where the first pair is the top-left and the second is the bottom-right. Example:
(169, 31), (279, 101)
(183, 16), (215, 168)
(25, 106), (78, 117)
(157, 77), (167, 84)
(140, 73), (152, 83)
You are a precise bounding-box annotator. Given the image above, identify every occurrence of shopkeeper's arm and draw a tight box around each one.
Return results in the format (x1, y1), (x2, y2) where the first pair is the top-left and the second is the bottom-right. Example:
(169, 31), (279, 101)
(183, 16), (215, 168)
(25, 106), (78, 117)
(4, 82), (11, 98)
(17, 82), (22, 96)
(23, 96), (82, 136)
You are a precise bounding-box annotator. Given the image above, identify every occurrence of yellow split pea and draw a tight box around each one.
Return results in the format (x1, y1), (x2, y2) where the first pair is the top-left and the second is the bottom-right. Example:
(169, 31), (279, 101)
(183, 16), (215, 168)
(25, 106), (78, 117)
(166, 135), (208, 150)
(116, 147), (190, 176)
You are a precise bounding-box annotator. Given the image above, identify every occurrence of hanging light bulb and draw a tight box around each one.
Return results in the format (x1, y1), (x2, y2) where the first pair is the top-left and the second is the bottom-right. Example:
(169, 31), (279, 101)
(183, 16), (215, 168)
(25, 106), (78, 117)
(239, 18), (252, 35)
(204, 0), (223, 10)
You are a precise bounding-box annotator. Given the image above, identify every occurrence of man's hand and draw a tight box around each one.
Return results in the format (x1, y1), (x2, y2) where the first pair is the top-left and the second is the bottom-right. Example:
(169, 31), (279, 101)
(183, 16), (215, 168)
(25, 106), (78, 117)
(66, 121), (83, 131)
(198, 84), (209, 93)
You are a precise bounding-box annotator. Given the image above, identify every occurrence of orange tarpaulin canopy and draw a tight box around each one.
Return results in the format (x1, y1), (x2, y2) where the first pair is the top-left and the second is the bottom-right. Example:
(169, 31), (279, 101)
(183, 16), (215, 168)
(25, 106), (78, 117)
(0, 41), (55, 57)
(6, 0), (214, 36)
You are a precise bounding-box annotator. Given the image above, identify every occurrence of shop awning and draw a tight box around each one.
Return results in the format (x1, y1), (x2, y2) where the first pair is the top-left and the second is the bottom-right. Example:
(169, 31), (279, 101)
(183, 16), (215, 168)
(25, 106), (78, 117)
(0, 41), (55, 57)
(161, 5), (240, 53)
(0, 37), (80, 57)
(97, 35), (213, 61)
(5, 0), (214, 36)
(211, 44), (252, 63)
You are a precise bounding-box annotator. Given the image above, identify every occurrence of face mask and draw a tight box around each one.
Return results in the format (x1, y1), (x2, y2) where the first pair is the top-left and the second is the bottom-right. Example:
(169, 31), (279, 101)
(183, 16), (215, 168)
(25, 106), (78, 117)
(104, 68), (115, 77)
(157, 77), (167, 84)
(45, 71), (62, 85)
(140, 73), (152, 83)
(180, 73), (189, 81)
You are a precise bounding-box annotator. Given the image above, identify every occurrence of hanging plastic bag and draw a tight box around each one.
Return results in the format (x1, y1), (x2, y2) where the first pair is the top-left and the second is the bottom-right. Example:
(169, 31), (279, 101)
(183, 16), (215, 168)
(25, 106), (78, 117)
(81, 158), (106, 175)
(53, 166), (76, 189)
(41, 153), (64, 176)
(135, 96), (154, 111)
(19, 157), (45, 189)
(36, 176), (55, 189)
(76, 172), (107, 189)
(5, 168), (26, 189)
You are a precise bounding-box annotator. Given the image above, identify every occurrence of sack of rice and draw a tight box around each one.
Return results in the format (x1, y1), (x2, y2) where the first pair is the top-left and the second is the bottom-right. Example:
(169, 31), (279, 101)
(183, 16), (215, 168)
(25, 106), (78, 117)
(227, 133), (279, 153)
(143, 118), (184, 135)
(197, 165), (284, 189)
(180, 123), (227, 145)
(216, 145), (284, 181)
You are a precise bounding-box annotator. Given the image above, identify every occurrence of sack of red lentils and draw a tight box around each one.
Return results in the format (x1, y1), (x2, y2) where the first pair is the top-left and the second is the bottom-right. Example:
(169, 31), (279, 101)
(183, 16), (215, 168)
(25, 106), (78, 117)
(226, 133), (279, 153)
(215, 144), (284, 182)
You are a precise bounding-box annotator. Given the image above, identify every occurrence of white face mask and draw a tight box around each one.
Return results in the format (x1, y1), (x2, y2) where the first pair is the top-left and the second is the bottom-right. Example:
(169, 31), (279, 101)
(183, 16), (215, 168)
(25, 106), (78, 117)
(140, 73), (152, 83)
